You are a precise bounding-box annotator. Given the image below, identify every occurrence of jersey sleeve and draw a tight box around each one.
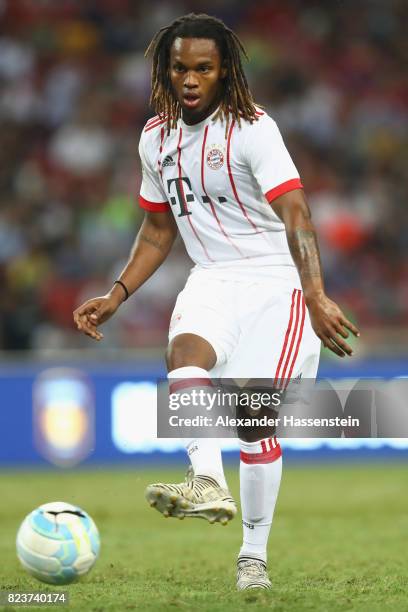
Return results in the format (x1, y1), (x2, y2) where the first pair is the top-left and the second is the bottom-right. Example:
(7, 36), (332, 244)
(138, 132), (170, 212)
(245, 116), (303, 203)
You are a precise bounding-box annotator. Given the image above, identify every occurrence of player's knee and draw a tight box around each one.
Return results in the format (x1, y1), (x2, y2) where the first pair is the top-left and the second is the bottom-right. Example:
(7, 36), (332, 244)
(238, 429), (276, 444)
(166, 334), (216, 371)
(166, 337), (199, 370)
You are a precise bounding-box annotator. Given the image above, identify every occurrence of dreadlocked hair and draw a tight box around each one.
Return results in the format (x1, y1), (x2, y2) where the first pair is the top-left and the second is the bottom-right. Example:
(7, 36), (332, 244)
(145, 13), (259, 135)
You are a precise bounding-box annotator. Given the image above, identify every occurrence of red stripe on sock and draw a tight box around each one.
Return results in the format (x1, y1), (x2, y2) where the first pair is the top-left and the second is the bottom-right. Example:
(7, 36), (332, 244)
(169, 378), (213, 393)
(240, 443), (282, 464)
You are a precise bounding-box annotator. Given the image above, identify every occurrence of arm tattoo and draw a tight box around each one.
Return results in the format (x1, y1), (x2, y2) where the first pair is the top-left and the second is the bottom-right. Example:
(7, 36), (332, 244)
(287, 228), (323, 279)
(139, 232), (166, 254)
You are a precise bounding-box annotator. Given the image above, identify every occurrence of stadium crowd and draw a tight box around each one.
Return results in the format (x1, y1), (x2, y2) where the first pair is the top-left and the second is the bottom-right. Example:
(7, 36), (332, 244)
(0, 0), (407, 350)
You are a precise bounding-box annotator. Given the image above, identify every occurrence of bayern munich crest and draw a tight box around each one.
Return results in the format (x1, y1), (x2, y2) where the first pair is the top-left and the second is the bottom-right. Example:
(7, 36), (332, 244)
(206, 147), (224, 170)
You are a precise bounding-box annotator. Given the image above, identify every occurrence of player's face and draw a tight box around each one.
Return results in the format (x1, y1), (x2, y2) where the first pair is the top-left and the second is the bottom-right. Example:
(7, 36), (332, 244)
(170, 37), (227, 125)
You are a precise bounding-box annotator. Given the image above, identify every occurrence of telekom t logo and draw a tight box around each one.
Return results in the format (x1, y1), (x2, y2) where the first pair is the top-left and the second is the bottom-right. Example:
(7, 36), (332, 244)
(167, 177), (227, 217)
(167, 178), (193, 217)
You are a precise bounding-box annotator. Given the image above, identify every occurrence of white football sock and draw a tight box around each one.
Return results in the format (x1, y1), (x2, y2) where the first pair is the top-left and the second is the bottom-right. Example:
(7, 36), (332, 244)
(239, 436), (282, 564)
(168, 366), (227, 489)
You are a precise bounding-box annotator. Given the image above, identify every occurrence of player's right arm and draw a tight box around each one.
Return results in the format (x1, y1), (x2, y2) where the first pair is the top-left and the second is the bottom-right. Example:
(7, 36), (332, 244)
(73, 210), (177, 340)
(74, 123), (175, 340)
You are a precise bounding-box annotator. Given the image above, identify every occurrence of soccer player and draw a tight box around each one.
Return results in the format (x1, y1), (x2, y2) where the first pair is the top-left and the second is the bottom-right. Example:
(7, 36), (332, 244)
(73, 13), (359, 590)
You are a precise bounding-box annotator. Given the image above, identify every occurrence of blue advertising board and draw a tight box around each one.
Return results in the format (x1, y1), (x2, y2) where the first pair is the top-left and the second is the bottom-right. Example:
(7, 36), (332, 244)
(0, 358), (407, 467)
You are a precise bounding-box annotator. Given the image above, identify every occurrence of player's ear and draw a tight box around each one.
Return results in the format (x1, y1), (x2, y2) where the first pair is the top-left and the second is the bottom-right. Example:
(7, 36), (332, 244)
(220, 62), (227, 79)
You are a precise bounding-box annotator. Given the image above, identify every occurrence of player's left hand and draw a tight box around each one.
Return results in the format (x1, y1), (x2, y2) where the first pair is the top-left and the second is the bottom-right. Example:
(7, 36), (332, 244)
(306, 293), (360, 358)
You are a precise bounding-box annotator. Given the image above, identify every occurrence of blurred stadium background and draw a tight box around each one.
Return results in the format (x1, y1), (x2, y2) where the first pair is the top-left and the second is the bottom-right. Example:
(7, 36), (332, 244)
(0, 0), (407, 469)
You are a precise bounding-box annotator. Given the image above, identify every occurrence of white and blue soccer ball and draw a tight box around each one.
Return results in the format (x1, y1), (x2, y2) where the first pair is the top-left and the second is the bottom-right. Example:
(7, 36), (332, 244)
(16, 502), (100, 585)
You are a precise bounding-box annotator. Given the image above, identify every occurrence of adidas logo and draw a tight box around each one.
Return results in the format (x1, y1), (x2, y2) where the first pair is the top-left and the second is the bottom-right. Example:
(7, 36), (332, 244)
(162, 155), (175, 167)
(242, 520), (254, 530)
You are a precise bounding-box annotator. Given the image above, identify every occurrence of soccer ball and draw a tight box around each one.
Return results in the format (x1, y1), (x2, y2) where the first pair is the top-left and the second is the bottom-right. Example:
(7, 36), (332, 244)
(16, 501), (100, 585)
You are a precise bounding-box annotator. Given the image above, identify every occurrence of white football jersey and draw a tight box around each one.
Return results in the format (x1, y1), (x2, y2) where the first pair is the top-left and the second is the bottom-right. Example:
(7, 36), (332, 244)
(139, 109), (303, 275)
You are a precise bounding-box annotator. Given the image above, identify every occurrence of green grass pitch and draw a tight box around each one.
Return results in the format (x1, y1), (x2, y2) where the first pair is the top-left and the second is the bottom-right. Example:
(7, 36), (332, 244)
(0, 463), (407, 611)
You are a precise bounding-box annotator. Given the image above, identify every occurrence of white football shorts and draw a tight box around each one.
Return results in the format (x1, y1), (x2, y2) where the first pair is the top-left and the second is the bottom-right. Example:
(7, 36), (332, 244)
(168, 267), (321, 380)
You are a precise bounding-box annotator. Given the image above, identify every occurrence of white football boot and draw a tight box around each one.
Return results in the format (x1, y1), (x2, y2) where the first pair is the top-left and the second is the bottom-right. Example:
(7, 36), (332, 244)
(145, 468), (237, 525)
(236, 557), (272, 590)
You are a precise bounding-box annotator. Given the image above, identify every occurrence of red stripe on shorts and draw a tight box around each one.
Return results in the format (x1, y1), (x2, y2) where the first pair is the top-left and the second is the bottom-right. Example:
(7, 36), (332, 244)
(279, 290), (302, 388)
(273, 289), (297, 388)
(284, 293), (306, 388)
